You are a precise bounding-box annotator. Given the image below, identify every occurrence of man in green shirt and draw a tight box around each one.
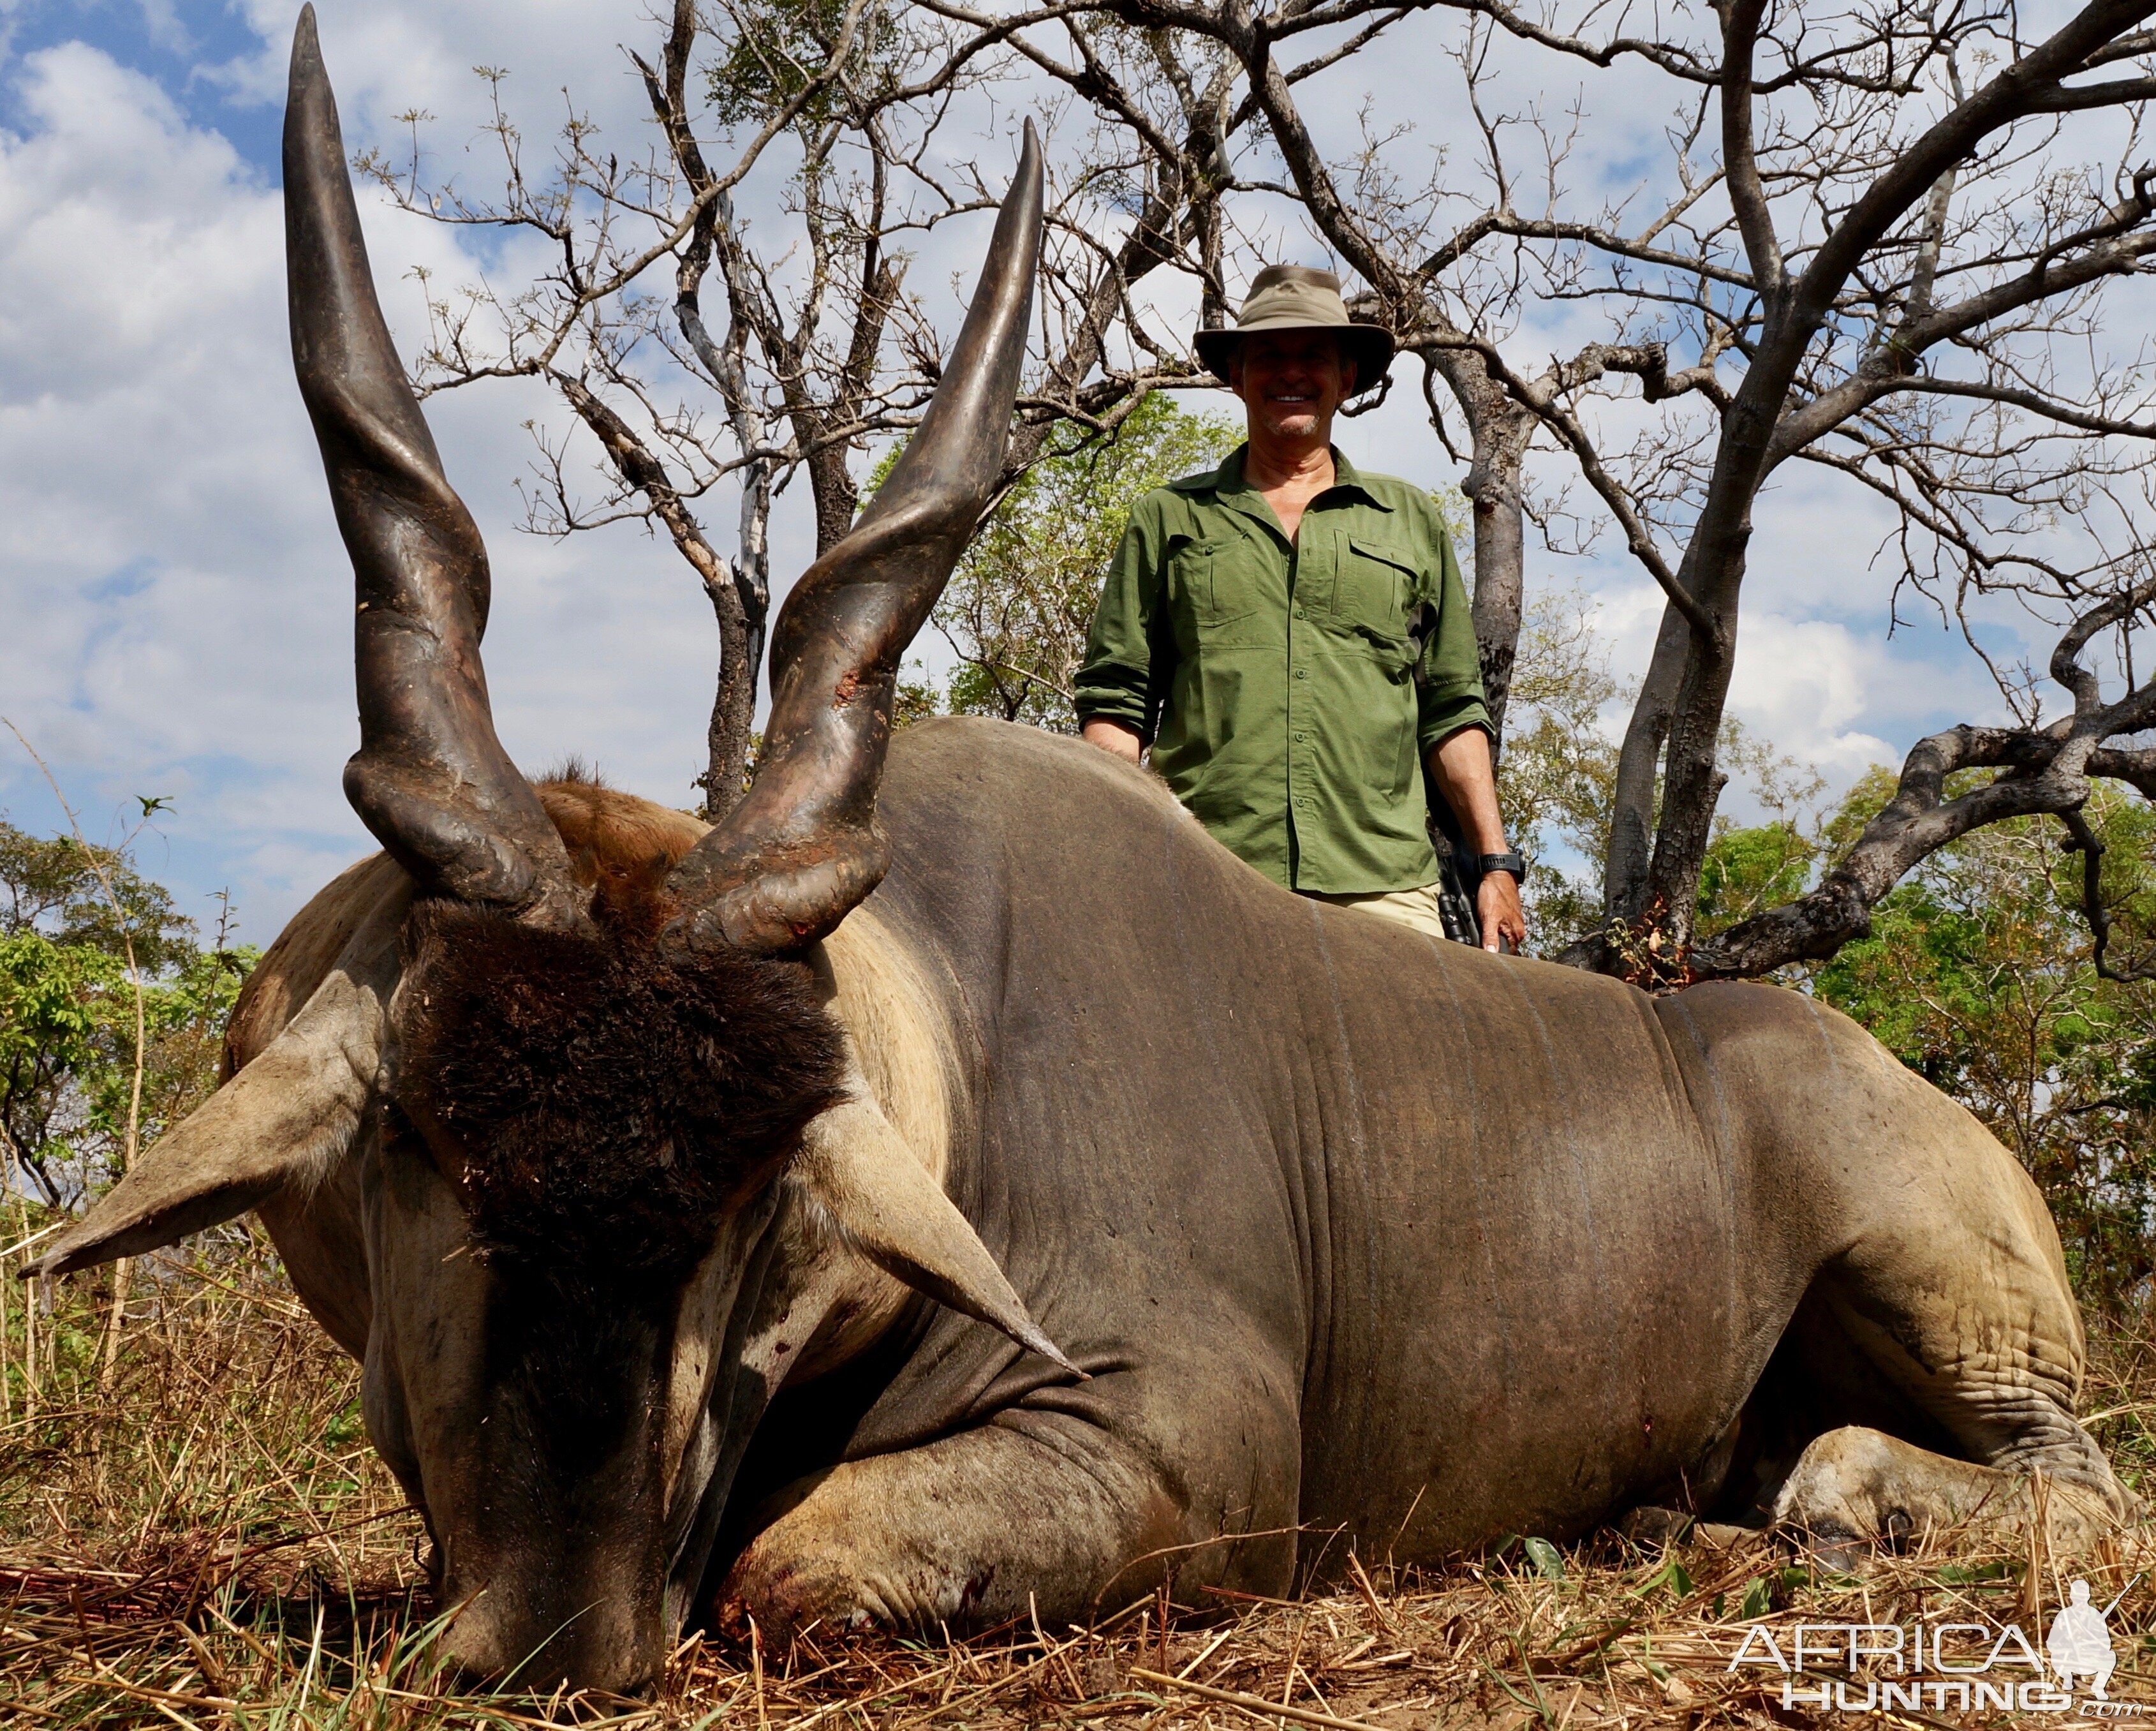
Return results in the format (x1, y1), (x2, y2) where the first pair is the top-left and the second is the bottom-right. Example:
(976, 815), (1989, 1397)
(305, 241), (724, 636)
(1074, 265), (1527, 951)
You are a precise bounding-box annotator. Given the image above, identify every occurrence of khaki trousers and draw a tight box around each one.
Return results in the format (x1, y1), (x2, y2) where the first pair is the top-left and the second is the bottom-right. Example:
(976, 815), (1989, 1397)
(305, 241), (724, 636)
(1305, 881), (1452, 942)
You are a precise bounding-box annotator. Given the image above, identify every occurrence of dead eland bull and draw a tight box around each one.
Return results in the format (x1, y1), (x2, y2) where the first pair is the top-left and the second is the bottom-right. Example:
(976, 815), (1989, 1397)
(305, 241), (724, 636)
(32, 5), (2138, 1696)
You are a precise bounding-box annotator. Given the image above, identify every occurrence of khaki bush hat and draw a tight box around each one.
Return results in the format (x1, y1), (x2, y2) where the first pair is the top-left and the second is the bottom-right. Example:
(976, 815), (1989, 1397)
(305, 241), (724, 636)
(1194, 265), (1394, 396)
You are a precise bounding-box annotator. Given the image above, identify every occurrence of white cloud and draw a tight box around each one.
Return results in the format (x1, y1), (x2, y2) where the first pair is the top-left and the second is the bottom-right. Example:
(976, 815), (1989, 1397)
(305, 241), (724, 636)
(1528, 576), (2004, 828)
(0, 31), (733, 940)
(1726, 616), (1898, 782)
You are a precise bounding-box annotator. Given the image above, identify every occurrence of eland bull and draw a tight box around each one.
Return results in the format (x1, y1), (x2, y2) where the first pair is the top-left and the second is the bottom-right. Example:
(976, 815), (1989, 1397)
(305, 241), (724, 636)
(31, 5), (2138, 1695)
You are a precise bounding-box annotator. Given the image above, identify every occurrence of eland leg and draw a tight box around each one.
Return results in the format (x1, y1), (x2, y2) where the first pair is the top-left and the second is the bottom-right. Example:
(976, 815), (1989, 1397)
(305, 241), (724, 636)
(1769, 1425), (2108, 1554)
(1768, 1172), (2134, 1554)
(713, 1386), (1301, 1635)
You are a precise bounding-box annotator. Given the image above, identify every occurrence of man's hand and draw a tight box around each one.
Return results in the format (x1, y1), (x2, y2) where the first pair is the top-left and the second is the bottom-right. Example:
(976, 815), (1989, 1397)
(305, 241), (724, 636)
(1477, 870), (1526, 955)
(1081, 717), (1144, 765)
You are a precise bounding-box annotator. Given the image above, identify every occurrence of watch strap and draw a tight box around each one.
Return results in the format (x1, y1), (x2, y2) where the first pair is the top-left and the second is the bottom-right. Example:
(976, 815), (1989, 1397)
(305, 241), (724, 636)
(1477, 852), (1526, 882)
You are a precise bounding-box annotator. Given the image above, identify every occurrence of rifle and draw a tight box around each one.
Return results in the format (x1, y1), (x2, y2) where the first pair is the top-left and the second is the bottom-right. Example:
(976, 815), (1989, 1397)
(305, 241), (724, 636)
(1408, 605), (1515, 951)
(1427, 784), (1485, 949)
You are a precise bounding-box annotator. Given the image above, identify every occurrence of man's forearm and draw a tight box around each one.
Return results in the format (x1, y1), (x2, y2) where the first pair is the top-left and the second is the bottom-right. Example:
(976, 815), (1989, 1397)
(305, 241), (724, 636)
(1081, 717), (1144, 765)
(1428, 725), (1526, 953)
(1427, 726), (1507, 852)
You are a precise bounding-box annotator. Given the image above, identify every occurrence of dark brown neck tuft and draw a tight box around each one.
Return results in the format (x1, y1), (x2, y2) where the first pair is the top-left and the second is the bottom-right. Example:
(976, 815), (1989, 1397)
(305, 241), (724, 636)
(395, 903), (846, 1278)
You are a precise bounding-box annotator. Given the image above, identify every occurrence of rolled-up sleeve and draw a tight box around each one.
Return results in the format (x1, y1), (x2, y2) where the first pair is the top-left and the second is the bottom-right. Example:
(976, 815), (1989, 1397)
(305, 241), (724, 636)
(1074, 493), (1171, 741)
(1414, 519), (1492, 753)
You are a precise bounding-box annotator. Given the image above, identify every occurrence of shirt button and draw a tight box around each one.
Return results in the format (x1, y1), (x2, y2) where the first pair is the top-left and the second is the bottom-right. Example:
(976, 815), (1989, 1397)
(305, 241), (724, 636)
(1293, 732), (1306, 742)
(1294, 608), (1306, 620)
(1295, 669), (1308, 680)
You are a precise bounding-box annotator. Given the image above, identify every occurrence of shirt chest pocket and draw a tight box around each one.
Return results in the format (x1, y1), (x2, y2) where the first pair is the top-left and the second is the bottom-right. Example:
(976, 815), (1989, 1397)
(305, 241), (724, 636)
(1167, 536), (1257, 638)
(1333, 535), (1418, 669)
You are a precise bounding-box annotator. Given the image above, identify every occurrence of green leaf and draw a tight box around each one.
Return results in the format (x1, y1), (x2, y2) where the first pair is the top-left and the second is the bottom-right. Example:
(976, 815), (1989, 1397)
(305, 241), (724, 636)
(1523, 1536), (1565, 1580)
(1739, 1578), (1771, 1620)
(1935, 1560), (2017, 1586)
(1634, 1556), (1695, 1600)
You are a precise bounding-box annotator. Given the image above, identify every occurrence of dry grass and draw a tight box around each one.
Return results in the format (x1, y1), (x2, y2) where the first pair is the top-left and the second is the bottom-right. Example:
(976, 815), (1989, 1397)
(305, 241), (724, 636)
(3, 1228), (2154, 1727)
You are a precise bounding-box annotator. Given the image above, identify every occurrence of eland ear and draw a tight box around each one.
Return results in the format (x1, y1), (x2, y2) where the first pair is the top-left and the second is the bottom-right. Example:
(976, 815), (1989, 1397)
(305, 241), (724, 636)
(27, 967), (384, 1280)
(795, 1094), (1083, 1378)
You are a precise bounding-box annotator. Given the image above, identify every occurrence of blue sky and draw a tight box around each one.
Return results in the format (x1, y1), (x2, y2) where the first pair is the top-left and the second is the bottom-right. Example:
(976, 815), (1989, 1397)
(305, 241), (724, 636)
(0, 4), (280, 165)
(0, 1), (2097, 944)
(0, 2), (780, 940)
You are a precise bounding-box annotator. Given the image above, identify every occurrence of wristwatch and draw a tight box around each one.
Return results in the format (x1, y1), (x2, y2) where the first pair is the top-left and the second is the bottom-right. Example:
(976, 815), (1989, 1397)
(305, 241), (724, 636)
(1477, 852), (1527, 882)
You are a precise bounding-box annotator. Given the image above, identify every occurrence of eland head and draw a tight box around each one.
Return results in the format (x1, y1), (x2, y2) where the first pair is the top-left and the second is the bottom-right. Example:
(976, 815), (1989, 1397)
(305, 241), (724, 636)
(29, 4), (1053, 1694)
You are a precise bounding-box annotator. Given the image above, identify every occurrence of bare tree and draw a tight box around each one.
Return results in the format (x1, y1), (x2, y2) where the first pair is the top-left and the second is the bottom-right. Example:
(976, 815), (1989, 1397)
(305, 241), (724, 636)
(909, 0), (1730, 747)
(370, 0), (1221, 815)
(373, 0), (2156, 984)
(909, 0), (2156, 984)
(367, 0), (953, 815)
(1484, 0), (2156, 983)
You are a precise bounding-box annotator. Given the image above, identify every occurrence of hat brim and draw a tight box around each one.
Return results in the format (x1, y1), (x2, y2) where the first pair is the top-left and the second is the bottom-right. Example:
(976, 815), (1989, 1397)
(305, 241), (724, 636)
(1195, 322), (1394, 396)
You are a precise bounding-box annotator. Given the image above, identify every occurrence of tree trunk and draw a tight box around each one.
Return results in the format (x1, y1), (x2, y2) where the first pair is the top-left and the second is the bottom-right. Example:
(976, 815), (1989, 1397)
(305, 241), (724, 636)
(1460, 406), (1532, 748)
(805, 443), (859, 559)
(700, 459), (771, 821)
(1639, 623), (1739, 951)
(1601, 597), (1689, 928)
(702, 570), (759, 822)
(1422, 349), (1537, 753)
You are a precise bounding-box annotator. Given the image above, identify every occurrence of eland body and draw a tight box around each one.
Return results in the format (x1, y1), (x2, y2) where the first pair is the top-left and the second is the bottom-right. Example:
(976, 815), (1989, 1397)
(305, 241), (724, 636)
(33, 6), (2134, 1695)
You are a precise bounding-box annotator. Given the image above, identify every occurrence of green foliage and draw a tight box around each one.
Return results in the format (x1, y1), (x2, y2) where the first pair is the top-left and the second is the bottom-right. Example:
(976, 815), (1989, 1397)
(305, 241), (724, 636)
(1458, 586), (1827, 958)
(1691, 735), (1827, 939)
(0, 931), (117, 1195)
(0, 814), (255, 1210)
(1523, 1535), (1565, 1579)
(1635, 1555), (1694, 1598)
(706, 0), (905, 130)
(0, 820), (196, 974)
(1694, 824), (1814, 932)
(901, 394), (1241, 731)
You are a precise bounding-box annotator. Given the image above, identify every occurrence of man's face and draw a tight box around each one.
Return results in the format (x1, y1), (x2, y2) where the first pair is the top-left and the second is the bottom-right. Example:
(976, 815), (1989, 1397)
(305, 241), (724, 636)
(1230, 330), (1355, 445)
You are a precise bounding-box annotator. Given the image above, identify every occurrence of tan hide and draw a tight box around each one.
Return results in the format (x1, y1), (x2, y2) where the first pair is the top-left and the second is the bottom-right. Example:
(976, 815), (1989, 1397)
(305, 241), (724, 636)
(28, 941), (389, 1281)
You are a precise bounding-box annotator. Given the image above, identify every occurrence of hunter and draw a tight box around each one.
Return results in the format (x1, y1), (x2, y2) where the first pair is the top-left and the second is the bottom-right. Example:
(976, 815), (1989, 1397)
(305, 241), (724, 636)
(1075, 265), (1527, 951)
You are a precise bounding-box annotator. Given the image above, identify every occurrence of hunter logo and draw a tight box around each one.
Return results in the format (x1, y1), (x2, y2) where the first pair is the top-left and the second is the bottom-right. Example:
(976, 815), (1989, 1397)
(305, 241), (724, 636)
(1725, 1578), (2146, 1716)
(2051, 1579), (2123, 1700)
